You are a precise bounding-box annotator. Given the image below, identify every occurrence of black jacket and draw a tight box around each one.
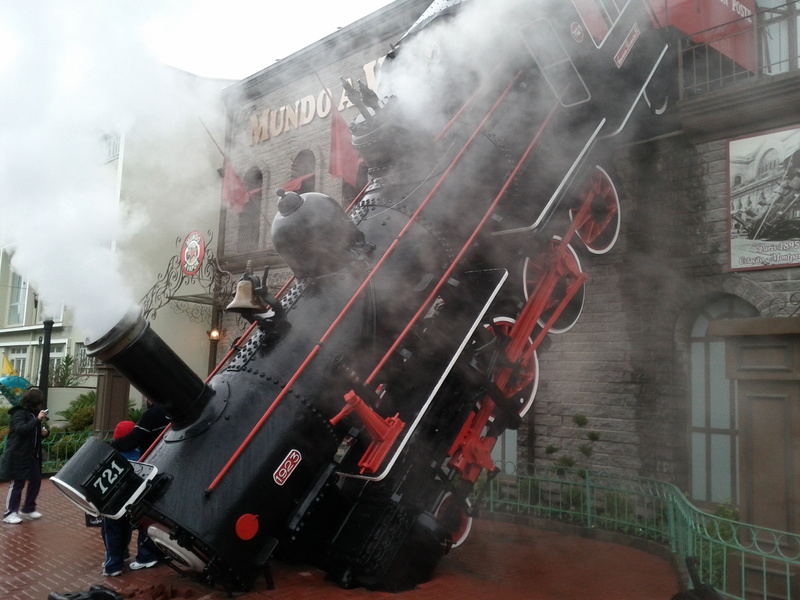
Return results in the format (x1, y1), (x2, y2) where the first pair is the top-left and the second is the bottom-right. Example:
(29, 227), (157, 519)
(111, 405), (169, 456)
(0, 406), (43, 481)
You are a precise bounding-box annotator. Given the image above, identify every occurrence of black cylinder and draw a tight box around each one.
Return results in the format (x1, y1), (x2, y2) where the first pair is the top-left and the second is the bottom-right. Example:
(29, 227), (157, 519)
(86, 307), (212, 429)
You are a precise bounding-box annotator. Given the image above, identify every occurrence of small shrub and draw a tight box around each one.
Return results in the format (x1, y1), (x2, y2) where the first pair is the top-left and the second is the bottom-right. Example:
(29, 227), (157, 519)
(57, 390), (97, 431)
(68, 405), (95, 431)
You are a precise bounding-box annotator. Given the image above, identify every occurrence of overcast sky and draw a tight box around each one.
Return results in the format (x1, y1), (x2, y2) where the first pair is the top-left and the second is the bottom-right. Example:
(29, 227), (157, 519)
(0, 0), (397, 81)
(0, 0), (396, 338)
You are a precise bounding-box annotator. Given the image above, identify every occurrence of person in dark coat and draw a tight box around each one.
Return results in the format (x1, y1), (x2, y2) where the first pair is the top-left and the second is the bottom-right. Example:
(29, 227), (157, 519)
(110, 399), (168, 457)
(1, 387), (48, 524)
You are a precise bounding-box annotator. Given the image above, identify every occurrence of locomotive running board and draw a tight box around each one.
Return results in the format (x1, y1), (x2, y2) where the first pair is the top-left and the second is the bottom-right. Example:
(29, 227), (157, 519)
(337, 267), (509, 482)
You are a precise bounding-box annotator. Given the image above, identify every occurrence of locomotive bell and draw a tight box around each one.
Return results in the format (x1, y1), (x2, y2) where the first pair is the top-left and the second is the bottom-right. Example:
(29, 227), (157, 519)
(271, 188), (363, 278)
(226, 279), (267, 313)
(226, 261), (268, 313)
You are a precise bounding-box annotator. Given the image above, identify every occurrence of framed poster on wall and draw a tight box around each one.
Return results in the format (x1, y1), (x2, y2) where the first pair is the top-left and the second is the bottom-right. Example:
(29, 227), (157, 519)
(729, 126), (800, 271)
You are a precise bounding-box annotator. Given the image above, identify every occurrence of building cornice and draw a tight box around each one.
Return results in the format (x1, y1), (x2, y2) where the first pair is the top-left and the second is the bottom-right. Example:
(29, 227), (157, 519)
(678, 71), (800, 143)
(222, 0), (429, 106)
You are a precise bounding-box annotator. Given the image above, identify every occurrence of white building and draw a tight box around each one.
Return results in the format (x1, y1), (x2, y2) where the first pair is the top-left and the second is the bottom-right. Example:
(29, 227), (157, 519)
(0, 66), (233, 425)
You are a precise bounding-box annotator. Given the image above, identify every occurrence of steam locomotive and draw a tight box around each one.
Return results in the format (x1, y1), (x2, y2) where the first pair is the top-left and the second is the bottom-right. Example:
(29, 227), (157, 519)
(53, 0), (671, 593)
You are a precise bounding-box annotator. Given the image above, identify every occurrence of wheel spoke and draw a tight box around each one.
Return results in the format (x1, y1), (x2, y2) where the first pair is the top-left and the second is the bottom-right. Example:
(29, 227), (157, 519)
(569, 165), (621, 255)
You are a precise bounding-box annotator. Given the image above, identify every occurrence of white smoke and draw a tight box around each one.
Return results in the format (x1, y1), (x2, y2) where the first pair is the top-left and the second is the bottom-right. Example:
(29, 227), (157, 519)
(0, 2), (226, 341)
(379, 0), (544, 126)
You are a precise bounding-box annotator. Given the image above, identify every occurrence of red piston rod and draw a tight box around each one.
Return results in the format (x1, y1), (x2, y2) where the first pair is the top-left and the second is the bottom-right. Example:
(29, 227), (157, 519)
(508, 186), (600, 367)
(204, 73), (522, 494)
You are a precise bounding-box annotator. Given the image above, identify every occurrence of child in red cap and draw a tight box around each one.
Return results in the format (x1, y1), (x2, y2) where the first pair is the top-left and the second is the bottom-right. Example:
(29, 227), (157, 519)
(100, 420), (142, 576)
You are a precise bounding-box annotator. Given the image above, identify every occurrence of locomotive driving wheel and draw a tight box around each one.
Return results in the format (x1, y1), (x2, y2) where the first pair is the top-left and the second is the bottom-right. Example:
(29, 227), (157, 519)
(522, 236), (585, 334)
(484, 316), (539, 418)
(434, 492), (473, 548)
(569, 165), (621, 255)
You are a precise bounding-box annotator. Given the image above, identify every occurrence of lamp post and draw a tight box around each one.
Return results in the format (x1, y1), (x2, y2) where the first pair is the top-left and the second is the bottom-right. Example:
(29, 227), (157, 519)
(207, 323), (221, 375)
(39, 318), (54, 407)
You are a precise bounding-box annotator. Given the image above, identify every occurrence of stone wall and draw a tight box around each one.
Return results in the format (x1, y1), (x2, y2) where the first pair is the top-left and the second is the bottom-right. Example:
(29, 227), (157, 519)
(528, 125), (800, 488)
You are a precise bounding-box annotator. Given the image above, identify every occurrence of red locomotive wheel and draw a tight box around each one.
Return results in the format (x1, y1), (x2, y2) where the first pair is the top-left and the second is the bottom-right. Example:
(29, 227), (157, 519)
(484, 317), (538, 418)
(569, 165), (621, 255)
(522, 236), (585, 334)
(435, 493), (473, 548)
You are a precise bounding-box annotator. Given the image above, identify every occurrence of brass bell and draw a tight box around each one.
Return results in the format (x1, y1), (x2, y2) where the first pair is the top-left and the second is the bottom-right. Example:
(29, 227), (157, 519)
(226, 261), (268, 313)
(225, 279), (268, 313)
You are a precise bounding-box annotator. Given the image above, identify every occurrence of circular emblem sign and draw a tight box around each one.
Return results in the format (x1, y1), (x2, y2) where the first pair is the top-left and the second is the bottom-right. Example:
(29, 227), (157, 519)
(571, 22), (584, 43)
(180, 231), (205, 276)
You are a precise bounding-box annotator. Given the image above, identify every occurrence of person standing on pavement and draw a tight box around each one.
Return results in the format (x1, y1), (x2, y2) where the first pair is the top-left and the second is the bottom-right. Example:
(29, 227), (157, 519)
(101, 420), (141, 576)
(0, 387), (49, 524)
(105, 399), (169, 573)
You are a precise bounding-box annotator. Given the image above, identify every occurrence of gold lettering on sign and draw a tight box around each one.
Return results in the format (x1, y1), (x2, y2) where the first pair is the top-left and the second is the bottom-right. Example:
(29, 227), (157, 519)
(248, 58), (384, 146)
(285, 100), (300, 130)
(250, 110), (270, 144)
(316, 90), (332, 118)
(270, 106), (285, 137)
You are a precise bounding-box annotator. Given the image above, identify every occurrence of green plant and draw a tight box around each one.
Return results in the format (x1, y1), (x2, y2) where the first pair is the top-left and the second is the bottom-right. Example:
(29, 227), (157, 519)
(548, 413), (601, 467)
(695, 501), (740, 588)
(57, 390), (97, 431)
(49, 355), (87, 387)
(127, 405), (145, 424)
(55, 390), (140, 431)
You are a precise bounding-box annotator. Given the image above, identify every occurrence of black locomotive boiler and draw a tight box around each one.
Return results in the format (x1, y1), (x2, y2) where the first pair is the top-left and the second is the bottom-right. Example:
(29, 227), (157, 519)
(53, 0), (671, 593)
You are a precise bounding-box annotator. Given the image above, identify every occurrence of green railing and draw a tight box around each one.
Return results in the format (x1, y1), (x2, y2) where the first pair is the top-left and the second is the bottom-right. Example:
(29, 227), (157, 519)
(477, 464), (799, 600)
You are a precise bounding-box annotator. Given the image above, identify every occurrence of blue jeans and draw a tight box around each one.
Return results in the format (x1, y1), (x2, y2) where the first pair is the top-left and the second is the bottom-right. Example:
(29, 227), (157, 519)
(101, 517), (157, 572)
(101, 516), (132, 573)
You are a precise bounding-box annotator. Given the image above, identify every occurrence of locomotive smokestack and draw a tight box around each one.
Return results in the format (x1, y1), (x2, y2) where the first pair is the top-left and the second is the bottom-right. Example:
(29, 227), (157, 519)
(86, 307), (212, 429)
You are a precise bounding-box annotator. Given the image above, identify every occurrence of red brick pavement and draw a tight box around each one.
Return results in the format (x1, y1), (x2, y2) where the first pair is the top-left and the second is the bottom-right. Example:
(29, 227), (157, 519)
(0, 480), (681, 600)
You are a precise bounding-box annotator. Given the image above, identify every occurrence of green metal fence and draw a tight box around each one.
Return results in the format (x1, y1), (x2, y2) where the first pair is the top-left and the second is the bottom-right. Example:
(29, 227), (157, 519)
(477, 464), (799, 600)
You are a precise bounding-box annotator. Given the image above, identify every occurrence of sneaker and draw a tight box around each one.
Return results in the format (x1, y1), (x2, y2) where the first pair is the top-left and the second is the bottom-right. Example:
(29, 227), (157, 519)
(3, 513), (23, 524)
(129, 560), (157, 570)
(102, 570), (122, 577)
(19, 511), (42, 520)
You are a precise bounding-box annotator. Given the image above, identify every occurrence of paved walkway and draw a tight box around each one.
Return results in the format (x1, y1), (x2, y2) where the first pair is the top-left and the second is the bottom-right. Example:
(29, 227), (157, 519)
(0, 480), (681, 600)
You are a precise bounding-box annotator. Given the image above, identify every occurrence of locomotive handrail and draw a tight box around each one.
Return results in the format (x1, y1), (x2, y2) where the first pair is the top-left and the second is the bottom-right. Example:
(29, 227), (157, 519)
(433, 63), (503, 144)
(204, 74), (524, 494)
(492, 118), (606, 237)
(366, 96), (563, 385)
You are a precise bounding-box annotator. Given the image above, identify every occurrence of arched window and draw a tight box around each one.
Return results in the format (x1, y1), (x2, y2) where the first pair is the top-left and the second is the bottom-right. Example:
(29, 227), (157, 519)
(290, 150), (316, 194)
(236, 167), (264, 254)
(689, 295), (758, 504)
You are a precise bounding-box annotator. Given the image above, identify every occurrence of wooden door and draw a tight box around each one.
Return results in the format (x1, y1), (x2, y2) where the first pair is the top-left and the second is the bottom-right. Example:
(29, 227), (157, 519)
(738, 380), (800, 534)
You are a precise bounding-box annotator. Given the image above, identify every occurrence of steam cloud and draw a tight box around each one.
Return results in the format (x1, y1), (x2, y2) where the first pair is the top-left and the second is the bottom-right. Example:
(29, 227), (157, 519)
(379, 0), (544, 126)
(0, 2), (226, 342)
